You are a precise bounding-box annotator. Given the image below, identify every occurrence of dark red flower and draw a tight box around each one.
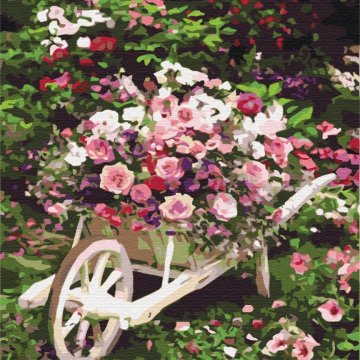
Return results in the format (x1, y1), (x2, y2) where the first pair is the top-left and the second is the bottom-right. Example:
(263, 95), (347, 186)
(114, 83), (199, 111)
(52, 48), (69, 60)
(208, 319), (222, 327)
(254, 1), (263, 9)
(185, 341), (200, 355)
(109, 215), (122, 227)
(144, 176), (166, 191)
(79, 58), (95, 66)
(39, 77), (55, 91)
(72, 81), (90, 94)
(276, 36), (284, 49)
(348, 138), (359, 152)
(90, 37), (117, 52)
(120, 202), (134, 215)
(252, 319), (266, 330)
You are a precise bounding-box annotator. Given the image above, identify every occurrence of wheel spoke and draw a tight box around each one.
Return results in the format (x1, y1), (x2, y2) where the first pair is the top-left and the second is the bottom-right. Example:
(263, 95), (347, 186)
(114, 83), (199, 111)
(90, 252), (110, 290)
(73, 319), (90, 357)
(92, 323), (103, 343)
(62, 311), (82, 338)
(101, 269), (123, 292)
(80, 260), (90, 291)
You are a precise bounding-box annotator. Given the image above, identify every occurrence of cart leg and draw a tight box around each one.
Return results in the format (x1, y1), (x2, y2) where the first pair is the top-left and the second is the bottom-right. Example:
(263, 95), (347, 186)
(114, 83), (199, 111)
(161, 232), (175, 287)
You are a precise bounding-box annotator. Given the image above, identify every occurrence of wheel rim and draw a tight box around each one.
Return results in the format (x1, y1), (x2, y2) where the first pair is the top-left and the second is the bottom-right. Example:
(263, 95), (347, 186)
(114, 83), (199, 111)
(51, 240), (133, 359)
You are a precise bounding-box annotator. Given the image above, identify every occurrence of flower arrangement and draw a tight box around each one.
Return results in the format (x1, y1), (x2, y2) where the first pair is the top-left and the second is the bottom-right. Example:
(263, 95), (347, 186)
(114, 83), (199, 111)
(30, 61), (340, 251)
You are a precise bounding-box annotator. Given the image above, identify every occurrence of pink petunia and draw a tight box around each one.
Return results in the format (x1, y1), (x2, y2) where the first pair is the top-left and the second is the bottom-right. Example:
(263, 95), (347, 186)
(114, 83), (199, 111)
(291, 335), (320, 360)
(317, 300), (344, 322)
(316, 121), (341, 139)
(290, 253), (311, 275)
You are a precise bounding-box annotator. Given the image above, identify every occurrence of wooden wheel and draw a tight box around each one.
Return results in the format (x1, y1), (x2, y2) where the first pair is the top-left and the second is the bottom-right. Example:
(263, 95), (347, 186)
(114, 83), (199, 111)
(50, 239), (133, 359)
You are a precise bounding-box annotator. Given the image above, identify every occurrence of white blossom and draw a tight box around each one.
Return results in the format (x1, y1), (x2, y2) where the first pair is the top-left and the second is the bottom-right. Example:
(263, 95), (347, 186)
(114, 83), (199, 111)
(64, 142), (87, 166)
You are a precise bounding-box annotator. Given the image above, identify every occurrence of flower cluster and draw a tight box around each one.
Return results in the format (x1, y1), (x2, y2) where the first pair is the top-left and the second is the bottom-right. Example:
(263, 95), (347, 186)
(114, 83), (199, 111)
(30, 61), (338, 246)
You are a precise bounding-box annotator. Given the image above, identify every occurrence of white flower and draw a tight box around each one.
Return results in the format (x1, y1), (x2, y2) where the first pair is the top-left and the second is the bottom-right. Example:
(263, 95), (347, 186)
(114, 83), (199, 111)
(76, 10), (110, 27)
(122, 106), (145, 123)
(251, 141), (265, 159)
(90, 110), (121, 140)
(37, 9), (49, 22)
(219, 81), (231, 91)
(77, 36), (91, 48)
(64, 142), (87, 166)
(154, 61), (209, 86)
(224, 346), (237, 358)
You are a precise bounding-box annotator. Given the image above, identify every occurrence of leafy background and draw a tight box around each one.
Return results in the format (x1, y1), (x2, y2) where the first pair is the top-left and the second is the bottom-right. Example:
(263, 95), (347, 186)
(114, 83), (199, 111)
(1, 0), (359, 358)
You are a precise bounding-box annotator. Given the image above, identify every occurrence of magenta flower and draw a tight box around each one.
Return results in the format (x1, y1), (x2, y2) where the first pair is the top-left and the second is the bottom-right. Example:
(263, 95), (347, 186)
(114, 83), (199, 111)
(237, 93), (263, 116)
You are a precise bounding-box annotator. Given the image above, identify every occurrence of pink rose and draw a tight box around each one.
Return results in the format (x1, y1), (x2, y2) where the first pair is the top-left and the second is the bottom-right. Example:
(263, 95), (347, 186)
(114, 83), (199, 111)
(264, 137), (293, 168)
(291, 335), (320, 360)
(130, 184), (152, 203)
(317, 300), (344, 322)
(237, 93), (263, 116)
(155, 157), (185, 181)
(100, 163), (134, 195)
(266, 331), (290, 353)
(159, 193), (195, 221)
(210, 193), (238, 221)
(85, 137), (115, 164)
(242, 161), (269, 189)
(290, 253), (311, 275)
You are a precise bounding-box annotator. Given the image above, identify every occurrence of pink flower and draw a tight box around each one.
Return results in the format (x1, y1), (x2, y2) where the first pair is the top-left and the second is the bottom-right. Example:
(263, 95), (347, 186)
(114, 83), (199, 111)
(272, 300), (286, 308)
(175, 322), (190, 331)
(210, 193), (238, 222)
(100, 163), (134, 195)
(318, 300), (344, 322)
(185, 341), (199, 355)
(294, 150), (318, 171)
(45, 202), (66, 216)
(60, 128), (72, 138)
(159, 193), (195, 221)
(146, 339), (153, 351)
(237, 93), (263, 116)
(141, 16), (154, 26)
(85, 137), (115, 164)
(316, 121), (341, 139)
(265, 137), (293, 168)
(130, 184), (152, 203)
(290, 253), (311, 275)
(155, 157), (184, 181)
(291, 335), (320, 360)
(266, 331), (290, 353)
(242, 305), (254, 313)
(242, 161), (269, 189)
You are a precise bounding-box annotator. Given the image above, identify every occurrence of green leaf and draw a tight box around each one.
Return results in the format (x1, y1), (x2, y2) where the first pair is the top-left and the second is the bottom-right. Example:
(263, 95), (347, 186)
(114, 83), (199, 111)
(290, 238), (300, 249)
(167, 6), (188, 15)
(221, 27), (237, 35)
(337, 341), (354, 351)
(288, 105), (313, 127)
(268, 82), (283, 97)
(187, 10), (204, 17)
(237, 81), (267, 98)
(203, 34), (222, 49)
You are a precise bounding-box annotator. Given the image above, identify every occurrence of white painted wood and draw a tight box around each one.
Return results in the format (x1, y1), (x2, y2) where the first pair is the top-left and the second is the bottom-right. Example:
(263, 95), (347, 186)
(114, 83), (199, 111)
(18, 274), (55, 309)
(161, 234), (174, 287)
(278, 174), (336, 224)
